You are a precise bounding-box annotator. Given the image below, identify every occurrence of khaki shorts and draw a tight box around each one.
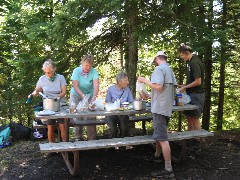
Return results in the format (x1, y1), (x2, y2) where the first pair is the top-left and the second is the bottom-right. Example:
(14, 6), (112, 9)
(152, 113), (170, 142)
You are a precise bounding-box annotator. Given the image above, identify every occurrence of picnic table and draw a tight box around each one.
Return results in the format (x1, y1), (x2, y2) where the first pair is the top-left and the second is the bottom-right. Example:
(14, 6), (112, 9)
(35, 104), (199, 141)
(36, 104), (214, 176)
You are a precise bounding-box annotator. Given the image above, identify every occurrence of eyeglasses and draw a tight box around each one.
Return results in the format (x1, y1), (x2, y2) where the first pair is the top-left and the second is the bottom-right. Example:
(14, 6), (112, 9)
(44, 71), (53, 74)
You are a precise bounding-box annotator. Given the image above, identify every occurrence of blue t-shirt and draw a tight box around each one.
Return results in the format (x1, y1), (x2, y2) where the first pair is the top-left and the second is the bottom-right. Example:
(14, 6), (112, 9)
(70, 66), (99, 97)
(105, 85), (133, 103)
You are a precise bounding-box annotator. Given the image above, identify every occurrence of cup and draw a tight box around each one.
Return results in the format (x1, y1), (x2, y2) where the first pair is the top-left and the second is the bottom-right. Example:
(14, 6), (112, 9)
(69, 106), (76, 113)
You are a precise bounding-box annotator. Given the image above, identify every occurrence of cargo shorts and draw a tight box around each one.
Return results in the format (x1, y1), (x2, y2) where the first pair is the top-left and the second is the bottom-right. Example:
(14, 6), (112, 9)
(152, 113), (170, 142)
(183, 93), (205, 118)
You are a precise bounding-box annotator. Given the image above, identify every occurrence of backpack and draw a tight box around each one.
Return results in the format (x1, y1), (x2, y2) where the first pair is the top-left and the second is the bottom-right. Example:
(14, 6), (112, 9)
(10, 122), (32, 141)
(0, 125), (11, 148)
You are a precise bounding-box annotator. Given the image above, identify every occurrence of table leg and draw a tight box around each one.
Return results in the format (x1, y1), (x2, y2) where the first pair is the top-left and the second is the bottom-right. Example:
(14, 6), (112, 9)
(64, 118), (69, 141)
(57, 127), (61, 141)
(142, 121), (146, 135)
(61, 151), (79, 176)
(177, 111), (182, 132)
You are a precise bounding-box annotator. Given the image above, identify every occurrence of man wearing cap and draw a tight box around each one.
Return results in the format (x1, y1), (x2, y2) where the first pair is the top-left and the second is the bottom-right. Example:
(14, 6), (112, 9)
(177, 43), (205, 131)
(138, 50), (176, 178)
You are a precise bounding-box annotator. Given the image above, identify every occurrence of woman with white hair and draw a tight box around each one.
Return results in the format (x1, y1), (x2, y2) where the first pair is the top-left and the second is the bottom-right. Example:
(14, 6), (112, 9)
(105, 72), (134, 139)
(28, 59), (67, 143)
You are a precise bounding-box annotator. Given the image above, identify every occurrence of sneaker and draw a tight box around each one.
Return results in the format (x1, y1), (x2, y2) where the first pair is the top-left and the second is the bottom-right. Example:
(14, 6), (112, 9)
(143, 155), (162, 163)
(151, 169), (175, 178)
(126, 145), (134, 150)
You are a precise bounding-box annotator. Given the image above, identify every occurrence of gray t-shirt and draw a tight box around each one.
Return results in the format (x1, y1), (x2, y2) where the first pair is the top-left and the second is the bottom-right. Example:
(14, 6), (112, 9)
(151, 63), (177, 117)
(105, 85), (134, 103)
(36, 74), (67, 103)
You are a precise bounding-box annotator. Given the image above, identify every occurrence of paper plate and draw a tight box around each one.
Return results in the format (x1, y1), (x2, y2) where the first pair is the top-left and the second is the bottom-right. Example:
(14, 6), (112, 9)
(37, 110), (56, 116)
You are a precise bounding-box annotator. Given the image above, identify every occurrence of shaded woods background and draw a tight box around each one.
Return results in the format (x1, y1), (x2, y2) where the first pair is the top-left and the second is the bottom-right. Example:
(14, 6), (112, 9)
(0, 0), (239, 131)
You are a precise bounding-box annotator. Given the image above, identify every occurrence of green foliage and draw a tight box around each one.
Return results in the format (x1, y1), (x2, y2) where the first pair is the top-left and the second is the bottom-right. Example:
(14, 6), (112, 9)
(0, 0), (239, 131)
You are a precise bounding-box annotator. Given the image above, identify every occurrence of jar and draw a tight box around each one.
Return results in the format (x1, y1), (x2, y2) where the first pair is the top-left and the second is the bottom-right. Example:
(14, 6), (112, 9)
(176, 94), (183, 106)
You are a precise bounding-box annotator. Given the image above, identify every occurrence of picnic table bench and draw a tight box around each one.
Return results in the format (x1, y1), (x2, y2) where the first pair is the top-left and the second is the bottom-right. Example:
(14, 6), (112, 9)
(39, 129), (214, 176)
(35, 104), (214, 176)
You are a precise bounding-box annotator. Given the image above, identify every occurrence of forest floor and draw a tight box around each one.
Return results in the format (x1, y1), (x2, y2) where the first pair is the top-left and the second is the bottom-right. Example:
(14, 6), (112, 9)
(0, 129), (240, 180)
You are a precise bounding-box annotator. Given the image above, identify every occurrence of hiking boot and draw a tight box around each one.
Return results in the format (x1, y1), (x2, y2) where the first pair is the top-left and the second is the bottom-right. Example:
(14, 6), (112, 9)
(151, 169), (175, 178)
(143, 155), (162, 163)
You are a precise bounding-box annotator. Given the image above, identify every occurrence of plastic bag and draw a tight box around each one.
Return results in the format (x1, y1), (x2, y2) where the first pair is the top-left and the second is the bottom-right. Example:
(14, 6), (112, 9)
(76, 94), (90, 112)
(105, 99), (121, 111)
(136, 82), (149, 98)
(175, 88), (191, 105)
(93, 98), (105, 110)
(182, 93), (191, 104)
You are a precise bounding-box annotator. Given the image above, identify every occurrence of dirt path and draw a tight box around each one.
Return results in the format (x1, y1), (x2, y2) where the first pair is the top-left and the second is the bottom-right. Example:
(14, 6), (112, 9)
(0, 130), (240, 179)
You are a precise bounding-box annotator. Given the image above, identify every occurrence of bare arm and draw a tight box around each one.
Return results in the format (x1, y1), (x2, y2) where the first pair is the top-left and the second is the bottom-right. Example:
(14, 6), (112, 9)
(137, 77), (163, 92)
(58, 85), (67, 98)
(179, 77), (201, 93)
(72, 80), (85, 99)
(91, 79), (99, 102)
(29, 87), (42, 98)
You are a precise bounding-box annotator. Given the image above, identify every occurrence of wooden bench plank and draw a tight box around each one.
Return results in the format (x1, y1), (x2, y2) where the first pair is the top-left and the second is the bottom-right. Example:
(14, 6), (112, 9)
(39, 130), (213, 153)
(129, 115), (152, 121)
(39, 129), (213, 176)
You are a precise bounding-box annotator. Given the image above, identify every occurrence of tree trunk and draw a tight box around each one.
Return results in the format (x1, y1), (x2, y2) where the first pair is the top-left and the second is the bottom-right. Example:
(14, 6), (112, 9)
(202, 1), (214, 130)
(216, 0), (227, 130)
(127, 0), (138, 98)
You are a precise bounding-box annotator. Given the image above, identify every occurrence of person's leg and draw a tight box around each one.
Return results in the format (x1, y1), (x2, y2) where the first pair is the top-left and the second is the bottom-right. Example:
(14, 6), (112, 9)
(118, 115), (129, 138)
(58, 119), (67, 142)
(74, 126), (83, 140)
(192, 117), (201, 130)
(154, 116), (170, 157)
(105, 116), (118, 138)
(48, 125), (55, 143)
(151, 114), (174, 178)
(70, 92), (83, 140)
(186, 115), (195, 130)
(87, 125), (96, 140)
(159, 141), (172, 171)
(47, 119), (55, 143)
(155, 142), (162, 157)
(187, 93), (205, 131)
(86, 116), (97, 140)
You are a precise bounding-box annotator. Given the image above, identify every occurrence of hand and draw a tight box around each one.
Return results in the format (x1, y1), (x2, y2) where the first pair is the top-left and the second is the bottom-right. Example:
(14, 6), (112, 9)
(179, 86), (186, 93)
(53, 96), (60, 100)
(137, 76), (146, 83)
(91, 96), (97, 103)
(138, 91), (150, 100)
(81, 94), (85, 99)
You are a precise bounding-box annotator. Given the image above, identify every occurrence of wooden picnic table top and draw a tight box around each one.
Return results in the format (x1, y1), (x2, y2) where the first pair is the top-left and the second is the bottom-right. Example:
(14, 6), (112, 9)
(35, 104), (198, 120)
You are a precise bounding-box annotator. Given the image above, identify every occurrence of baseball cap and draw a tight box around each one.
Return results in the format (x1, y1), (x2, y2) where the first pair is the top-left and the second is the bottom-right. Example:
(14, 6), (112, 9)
(153, 50), (167, 62)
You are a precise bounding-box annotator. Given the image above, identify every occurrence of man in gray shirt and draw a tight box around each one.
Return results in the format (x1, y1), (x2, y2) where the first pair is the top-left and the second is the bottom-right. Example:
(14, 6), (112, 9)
(138, 50), (176, 178)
